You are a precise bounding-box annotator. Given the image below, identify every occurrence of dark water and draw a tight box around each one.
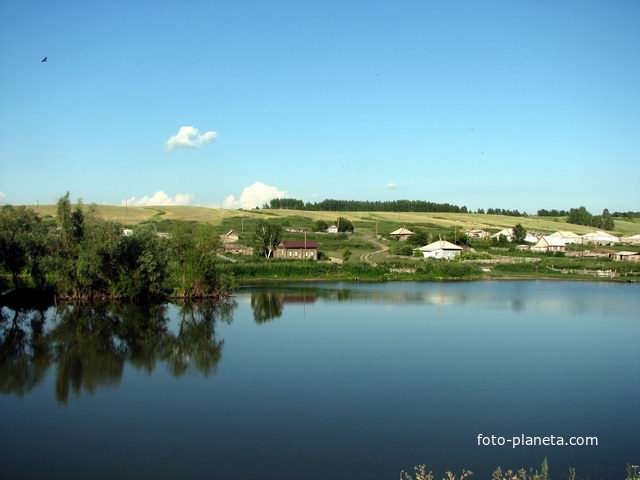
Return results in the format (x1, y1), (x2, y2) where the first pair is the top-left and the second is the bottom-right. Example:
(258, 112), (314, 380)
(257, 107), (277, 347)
(1, 281), (638, 479)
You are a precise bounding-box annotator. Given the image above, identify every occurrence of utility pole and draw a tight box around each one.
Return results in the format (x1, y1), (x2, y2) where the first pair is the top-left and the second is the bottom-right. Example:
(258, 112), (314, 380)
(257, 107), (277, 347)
(125, 199), (128, 217)
(241, 217), (244, 233)
(36, 199), (39, 213)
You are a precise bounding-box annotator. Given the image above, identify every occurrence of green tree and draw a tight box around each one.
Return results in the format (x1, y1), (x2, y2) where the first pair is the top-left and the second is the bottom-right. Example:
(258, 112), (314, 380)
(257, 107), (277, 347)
(593, 208), (614, 230)
(254, 220), (282, 258)
(567, 206), (593, 226)
(513, 223), (527, 244)
(0, 206), (49, 288)
(342, 248), (353, 262)
(407, 229), (429, 247)
(336, 217), (354, 233)
(313, 220), (328, 232)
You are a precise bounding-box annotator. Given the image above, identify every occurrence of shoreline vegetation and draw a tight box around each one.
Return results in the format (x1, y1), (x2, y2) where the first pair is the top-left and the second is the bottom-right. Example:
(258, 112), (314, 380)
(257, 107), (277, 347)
(400, 461), (640, 480)
(1, 194), (639, 303)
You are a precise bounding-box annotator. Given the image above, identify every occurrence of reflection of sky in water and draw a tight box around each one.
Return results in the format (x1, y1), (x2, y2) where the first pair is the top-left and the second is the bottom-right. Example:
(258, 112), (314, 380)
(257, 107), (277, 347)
(1, 281), (639, 480)
(240, 281), (640, 317)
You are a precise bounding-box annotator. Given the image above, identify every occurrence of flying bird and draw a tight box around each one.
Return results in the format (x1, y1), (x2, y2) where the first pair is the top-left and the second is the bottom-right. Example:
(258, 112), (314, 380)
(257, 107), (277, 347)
(41, 57), (47, 63)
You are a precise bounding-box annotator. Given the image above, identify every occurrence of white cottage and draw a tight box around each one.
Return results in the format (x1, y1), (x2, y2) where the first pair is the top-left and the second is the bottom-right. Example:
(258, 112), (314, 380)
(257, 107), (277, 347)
(417, 240), (463, 260)
(550, 231), (583, 244)
(327, 224), (339, 234)
(524, 233), (539, 244)
(581, 231), (620, 245)
(491, 228), (514, 242)
(466, 229), (490, 239)
(530, 236), (566, 253)
(621, 233), (640, 245)
(389, 228), (414, 241)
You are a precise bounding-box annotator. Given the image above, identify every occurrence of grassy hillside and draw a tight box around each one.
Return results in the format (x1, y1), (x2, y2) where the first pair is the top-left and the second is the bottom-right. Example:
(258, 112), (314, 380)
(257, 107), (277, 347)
(24, 204), (640, 235)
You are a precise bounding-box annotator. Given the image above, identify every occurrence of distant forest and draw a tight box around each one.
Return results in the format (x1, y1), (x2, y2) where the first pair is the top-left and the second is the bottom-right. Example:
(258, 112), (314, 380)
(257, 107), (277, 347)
(266, 198), (469, 213)
(265, 198), (640, 220)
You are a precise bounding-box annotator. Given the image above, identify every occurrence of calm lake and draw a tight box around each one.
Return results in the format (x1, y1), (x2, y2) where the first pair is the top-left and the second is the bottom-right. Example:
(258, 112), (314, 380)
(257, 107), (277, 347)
(1, 281), (638, 479)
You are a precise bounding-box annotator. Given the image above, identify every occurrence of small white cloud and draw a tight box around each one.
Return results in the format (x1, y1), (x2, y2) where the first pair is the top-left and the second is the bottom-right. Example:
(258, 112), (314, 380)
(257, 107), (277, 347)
(165, 126), (217, 150)
(122, 191), (194, 206)
(222, 181), (287, 209)
(386, 182), (398, 189)
(0, 192), (6, 200)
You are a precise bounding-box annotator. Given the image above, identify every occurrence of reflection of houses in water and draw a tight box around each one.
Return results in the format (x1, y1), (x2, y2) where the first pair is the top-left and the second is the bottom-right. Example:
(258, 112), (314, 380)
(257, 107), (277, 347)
(279, 293), (318, 305)
(250, 291), (318, 323)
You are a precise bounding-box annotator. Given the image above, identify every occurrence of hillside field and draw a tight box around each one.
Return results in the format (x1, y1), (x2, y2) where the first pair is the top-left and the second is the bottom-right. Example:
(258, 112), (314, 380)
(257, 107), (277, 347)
(25, 204), (640, 236)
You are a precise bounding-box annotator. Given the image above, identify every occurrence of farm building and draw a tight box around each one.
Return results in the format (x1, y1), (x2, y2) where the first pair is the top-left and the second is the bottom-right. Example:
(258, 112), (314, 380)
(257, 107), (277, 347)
(621, 233), (640, 245)
(274, 240), (318, 260)
(466, 229), (490, 239)
(581, 231), (620, 245)
(550, 230), (583, 244)
(530, 236), (566, 253)
(220, 230), (239, 244)
(611, 251), (640, 262)
(223, 244), (254, 255)
(327, 225), (339, 234)
(524, 233), (539, 243)
(416, 240), (463, 260)
(491, 228), (514, 241)
(389, 228), (414, 241)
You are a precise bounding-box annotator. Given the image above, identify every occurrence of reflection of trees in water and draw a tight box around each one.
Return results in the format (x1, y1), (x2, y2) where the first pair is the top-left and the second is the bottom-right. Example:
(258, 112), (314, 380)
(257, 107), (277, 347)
(166, 301), (235, 377)
(0, 308), (50, 396)
(0, 300), (237, 402)
(50, 304), (126, 404)
(251, 292), (284, 324)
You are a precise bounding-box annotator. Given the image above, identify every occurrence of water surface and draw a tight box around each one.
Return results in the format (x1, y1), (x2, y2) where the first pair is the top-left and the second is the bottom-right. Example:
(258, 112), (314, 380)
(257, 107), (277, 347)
(1, 281), (638, 479)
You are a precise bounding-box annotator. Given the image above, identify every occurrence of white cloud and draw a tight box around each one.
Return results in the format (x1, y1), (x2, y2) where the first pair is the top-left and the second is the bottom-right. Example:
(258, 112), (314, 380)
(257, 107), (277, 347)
(165, 126), (217, 150)
(122, 191), (194, 206)
(0, 192), (6, 199)
(386, 182), (398, 189)
(222, 181), (287, 209)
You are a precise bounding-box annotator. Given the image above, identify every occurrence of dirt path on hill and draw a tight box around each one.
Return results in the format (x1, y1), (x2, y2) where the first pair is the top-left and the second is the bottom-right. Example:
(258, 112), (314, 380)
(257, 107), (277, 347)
(360, 237), (389, 265)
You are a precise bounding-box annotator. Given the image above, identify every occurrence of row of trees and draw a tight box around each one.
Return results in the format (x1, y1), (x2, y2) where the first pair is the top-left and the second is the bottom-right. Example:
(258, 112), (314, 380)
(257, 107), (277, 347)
(267, 198), (468, 213)
(567, 207), (614, 230)
(482, 208), (527, 217)
(536, 209), (569, 217)
(313, 218), (354, 233)
(0, 194), (234, 300)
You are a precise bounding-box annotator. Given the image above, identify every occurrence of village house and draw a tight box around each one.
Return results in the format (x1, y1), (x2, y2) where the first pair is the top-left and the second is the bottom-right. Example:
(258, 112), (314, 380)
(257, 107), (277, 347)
(491, 228), (514, 242)
(524, 233), (539, 244)
(274, 240), (318, 260)
(223, 243), (254, 255)
(621, 233), (640, 245)
(581, 230), (620, 245)
(611, 251), (640, 262)
(530, 235), (566, 253)
(122, 228), (133, 237)
(327, 225), (339, 234)
(550, 230), (583, 244)
(466, 229), (490, 239)
(416, 240), (463, 260)
(389, 228), (414, 241)
(220, 230), (239, 244)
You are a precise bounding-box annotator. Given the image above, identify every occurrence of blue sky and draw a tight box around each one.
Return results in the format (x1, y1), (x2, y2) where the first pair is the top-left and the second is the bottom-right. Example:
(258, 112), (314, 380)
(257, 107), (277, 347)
(1, 0), (639, 212)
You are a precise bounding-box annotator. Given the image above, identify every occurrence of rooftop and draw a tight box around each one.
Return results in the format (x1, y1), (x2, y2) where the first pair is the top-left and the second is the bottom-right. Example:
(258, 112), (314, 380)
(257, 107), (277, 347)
(279, 240), (318, 249)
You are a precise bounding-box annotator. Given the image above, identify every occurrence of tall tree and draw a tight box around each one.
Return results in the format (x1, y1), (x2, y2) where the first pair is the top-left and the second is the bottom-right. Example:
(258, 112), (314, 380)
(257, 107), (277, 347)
(254, 220), (282, 258)
(513, 224), (527, 244)
(0, 206), (49, 288)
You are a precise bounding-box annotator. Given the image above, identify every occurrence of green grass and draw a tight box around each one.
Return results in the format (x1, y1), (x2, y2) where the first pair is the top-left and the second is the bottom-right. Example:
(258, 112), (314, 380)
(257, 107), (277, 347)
(23, 204), (640, 235)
